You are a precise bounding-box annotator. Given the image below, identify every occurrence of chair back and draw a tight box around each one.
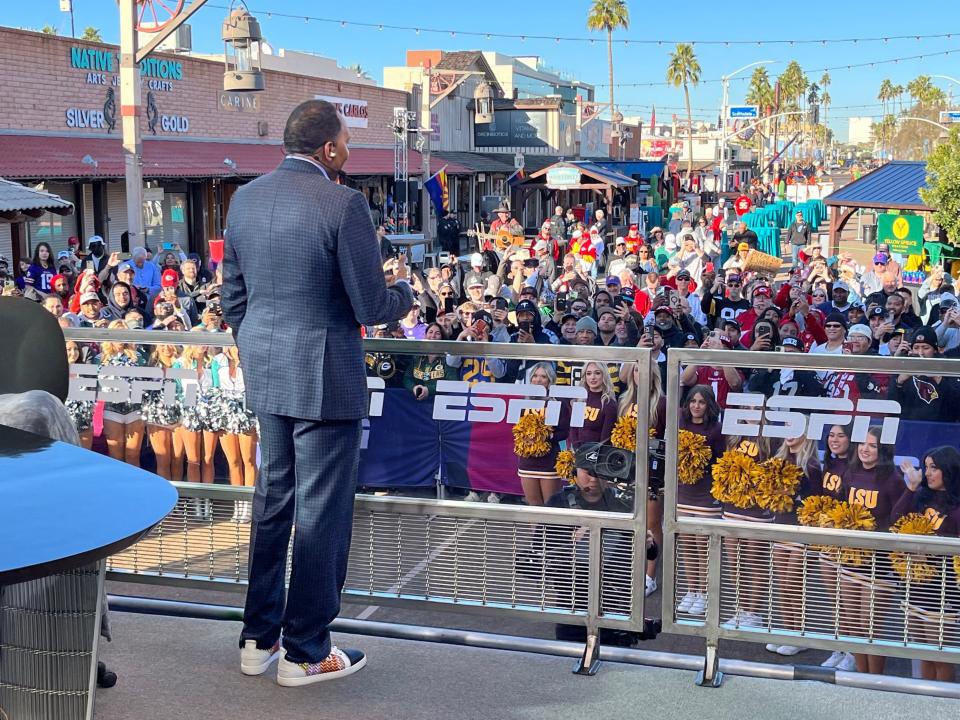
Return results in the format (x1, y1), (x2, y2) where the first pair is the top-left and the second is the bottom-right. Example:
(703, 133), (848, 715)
(0, 296), (69, 401)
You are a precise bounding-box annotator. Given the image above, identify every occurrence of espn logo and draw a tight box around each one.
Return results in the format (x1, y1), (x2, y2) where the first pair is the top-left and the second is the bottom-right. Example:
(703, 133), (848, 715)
(722, 393), (901, 444)
(432, 381), (588, 426)
(69, 363), (201, 406)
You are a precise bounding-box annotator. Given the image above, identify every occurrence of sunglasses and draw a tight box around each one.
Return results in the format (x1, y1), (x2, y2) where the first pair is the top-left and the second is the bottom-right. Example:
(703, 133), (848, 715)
(825, 323), (844, 329)
(439, 292), (454, 297)
(727, 281), (741, 287)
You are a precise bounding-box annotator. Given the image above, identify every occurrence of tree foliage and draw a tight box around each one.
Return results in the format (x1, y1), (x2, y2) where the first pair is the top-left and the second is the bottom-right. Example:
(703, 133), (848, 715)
(81, 27), (103, 42)
(920, 127), (960, 245)
(666, 42), (700, 180)
(587, 0), (630, 130)
(40, 24), (58, 35)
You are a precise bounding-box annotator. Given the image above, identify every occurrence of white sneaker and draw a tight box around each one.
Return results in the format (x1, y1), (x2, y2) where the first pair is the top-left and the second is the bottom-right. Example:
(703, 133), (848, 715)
(765, 643), (780, 653)
(645, 575), (658, 597)
(688, 593), (706, 616)
(739, 611), (762, 628)
(240, 500), (252, 522)
(276, 647), (367, 687)
(231, 502), (241, 522)
(776, 645), (804, 656)
(240, 640), (281, 676)
(486, 492), (501, 503)
(821, 650), (845, 668)
(834, 652), (856, 671)
(677, 592), (695, 613)
(464, 491), (482, 502)
(724, 610), (742, 625)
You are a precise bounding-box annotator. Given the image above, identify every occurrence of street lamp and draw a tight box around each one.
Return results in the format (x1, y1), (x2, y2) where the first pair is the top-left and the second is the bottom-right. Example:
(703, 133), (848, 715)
(222, 1), (265, 92)
(720, 60), (776, 192)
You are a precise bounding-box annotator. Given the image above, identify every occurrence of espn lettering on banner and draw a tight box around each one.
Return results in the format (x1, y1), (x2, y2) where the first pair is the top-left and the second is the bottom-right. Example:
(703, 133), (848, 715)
(431, 380), (588, 426)
(722, 393), (901, 444)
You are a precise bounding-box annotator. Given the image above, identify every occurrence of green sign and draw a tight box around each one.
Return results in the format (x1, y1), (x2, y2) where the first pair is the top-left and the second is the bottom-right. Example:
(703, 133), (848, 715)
(546, 167), (581, 187)
(877, 213), (924, 255)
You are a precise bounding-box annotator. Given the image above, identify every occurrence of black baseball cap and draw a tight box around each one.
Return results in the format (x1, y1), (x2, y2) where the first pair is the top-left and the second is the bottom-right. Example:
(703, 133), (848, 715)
(472, 310), (493, 327)
(515, 299), (538, 317)
(721, 318), (741, 331)
(910, 328), (939, 347)
(868, 306), (885, 319)
(825, 312), (848, 329)
(782, 336), (802, 350)
(620, 287), (635, 303)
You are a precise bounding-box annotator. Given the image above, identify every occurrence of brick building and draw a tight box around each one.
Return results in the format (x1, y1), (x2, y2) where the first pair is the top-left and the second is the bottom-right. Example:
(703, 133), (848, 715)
(0, 27), (463, 264)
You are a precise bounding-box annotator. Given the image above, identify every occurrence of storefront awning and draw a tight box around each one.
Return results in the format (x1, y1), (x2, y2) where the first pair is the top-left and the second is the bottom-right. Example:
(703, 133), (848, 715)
(0, 178), (73, 222)
(0, 135), (468, 180)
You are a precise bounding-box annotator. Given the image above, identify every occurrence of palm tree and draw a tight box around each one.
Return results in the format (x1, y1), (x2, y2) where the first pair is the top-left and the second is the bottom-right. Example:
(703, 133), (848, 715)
(348, 64), (372, 81)
(891, 84), (905, 115)
(665, 42), (701, 180)
(907, 75), (934, 106)
(807, 83), (820, 161)
(877, 79), (894, 158)
(587, 0), (630, 131)
(81, 27), (103, 42)
(746, 66), (774, 173)
(40, 24), (58, 35)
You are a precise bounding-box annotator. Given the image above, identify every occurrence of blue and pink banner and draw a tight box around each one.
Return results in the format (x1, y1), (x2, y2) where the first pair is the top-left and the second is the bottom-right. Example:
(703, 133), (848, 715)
(359, 389), (523, 494)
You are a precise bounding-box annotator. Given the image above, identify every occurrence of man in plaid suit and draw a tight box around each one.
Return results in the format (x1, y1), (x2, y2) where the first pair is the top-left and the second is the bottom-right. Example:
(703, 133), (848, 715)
(222, 99), (414, 686)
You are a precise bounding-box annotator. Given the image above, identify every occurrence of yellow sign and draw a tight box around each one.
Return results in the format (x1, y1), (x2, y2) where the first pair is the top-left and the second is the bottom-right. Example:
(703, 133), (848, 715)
(892, 216), (911, 240)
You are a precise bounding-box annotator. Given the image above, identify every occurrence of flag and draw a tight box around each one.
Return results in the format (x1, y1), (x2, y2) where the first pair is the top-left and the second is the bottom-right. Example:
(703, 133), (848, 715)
(423, 166), (449, 215)
(506, 167), (526, 188)
(650, 104), (656, 134)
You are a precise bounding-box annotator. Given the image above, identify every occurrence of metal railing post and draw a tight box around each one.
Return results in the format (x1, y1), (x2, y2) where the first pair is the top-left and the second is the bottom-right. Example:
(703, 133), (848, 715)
(697, 534), (724, 687)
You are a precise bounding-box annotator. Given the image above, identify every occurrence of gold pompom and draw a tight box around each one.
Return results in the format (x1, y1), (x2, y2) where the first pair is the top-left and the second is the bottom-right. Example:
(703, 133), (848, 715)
(889, 513), (937, 583)
(711, 450), (759, 508)
(513, 412), (550, 458)
(954, 556), (960, 588)
(611, 415), (637, 451)
(821, 501), (876, 567)
(797, 495), (840, 527)
(752, 458), (803, 513)
(678, 429), (712, 486)
(555, 449), (576, 482)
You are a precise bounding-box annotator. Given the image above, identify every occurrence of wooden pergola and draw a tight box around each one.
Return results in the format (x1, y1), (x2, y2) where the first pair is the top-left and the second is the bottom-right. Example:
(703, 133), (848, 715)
(823, 161), (931, 254)
(515, 160), (637, 229)
(0, 178), (74, 270)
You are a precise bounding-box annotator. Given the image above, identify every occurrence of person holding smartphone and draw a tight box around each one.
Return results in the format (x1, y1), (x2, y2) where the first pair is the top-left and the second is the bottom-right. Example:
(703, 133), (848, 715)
(445, 310), (507, 385)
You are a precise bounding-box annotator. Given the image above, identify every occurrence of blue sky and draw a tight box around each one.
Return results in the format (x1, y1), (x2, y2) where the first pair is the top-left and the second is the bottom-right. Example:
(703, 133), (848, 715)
(9, 0), (960, 141)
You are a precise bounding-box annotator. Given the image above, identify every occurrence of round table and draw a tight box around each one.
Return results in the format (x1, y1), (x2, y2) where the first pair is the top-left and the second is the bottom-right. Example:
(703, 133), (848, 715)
(0, 424), (177, 720)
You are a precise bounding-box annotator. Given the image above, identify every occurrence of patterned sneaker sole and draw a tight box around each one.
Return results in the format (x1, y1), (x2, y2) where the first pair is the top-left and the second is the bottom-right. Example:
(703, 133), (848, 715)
(276, 655), (368, 687)
(240, 650), (280, 676)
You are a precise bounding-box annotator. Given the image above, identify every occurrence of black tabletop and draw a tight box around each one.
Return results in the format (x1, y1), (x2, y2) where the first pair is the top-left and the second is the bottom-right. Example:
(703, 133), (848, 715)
(0, 424), (178, 585)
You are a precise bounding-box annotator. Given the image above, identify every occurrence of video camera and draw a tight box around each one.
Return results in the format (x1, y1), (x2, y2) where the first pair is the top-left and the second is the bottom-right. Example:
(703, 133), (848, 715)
(576, 439), (665, 505)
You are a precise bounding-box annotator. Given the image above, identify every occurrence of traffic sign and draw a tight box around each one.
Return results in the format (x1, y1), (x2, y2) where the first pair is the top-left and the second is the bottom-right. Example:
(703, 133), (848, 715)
(734, 195), (753, 216)
(939, 111), (960, 124)
(727, 105), (759, 120)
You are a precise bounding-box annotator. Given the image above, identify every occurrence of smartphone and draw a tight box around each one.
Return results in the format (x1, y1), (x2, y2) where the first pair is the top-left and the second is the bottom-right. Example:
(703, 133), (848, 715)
(443, 296), (456, 314)
(472, 319), (489, 335)
(519, 320), (533, 334)
(842, 340), (855, 352)
(755, 325), (771, 338)
(119, 252), (132, 261)
(612, 296), (623, 309)
(646, 324), (655, 343)
(162, 242), (176, 251)
(438, 251), (451, 265)
(568, 291), (579, 300)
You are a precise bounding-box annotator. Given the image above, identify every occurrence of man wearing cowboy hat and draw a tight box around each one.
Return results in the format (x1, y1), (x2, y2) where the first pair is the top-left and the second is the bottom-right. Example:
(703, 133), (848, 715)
(490, 205), (512, 235)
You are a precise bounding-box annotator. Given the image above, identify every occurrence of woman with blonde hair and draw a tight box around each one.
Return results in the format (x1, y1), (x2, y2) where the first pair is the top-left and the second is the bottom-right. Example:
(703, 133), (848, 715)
(619, 359), (666, 597)
(173, 342), (221, 518)
(516, 362), (569, 506)
(212, 344), (258, 521)
(768, 435), (822, 657)
(97, 320), (146, 465)
(141, 343), (184, 482)
(568, 361), (616, 448)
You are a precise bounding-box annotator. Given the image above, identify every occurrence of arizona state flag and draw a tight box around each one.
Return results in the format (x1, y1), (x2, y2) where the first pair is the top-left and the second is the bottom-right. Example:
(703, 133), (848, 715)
(424, 166), (449, 215)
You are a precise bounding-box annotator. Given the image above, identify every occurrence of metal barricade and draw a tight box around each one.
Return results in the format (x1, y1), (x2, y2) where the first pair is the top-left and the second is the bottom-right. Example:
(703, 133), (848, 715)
(61, 328), (652, 673)
(662, 349), (960, 686)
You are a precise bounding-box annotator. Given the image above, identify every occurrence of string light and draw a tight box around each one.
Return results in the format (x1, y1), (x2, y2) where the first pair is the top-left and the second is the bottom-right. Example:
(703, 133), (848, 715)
(198, 7), (960, 47)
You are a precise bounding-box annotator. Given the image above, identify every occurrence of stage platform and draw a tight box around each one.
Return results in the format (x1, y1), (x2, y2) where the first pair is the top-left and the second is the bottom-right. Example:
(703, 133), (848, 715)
(95, 610), (955, 720)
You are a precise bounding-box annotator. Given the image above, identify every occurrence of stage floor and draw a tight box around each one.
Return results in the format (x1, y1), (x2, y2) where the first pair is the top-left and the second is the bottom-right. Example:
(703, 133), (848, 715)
(95, 610), (955, 720)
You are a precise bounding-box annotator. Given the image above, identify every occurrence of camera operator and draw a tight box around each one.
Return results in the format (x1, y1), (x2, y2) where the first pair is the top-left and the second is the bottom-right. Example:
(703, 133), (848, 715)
(544, 443), (658, 645)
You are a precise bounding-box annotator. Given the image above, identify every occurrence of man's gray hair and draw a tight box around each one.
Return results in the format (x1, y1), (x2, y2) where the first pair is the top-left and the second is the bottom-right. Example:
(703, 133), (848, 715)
(132, 247), (147, 260)
(283, 99), (343, 154)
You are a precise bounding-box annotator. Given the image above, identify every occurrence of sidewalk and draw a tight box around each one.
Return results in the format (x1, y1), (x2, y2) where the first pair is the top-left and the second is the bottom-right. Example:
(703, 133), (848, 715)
(95, 612), (955, 720)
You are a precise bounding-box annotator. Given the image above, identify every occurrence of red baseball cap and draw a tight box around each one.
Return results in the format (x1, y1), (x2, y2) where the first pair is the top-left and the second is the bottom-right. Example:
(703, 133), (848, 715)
(161, 269), (179, 288)
(629, 224), (638, 231)
(752, 286), (772, 298)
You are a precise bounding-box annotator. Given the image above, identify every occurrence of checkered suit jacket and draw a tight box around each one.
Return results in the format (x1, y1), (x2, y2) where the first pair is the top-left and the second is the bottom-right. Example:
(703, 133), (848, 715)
(221, 157), (414, 421)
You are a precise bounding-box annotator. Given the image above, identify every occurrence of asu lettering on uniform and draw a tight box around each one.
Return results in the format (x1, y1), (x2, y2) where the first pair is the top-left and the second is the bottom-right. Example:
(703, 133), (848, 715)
(822, 471), (842, 493)
(433, 381), (587, 425)
(848, 488), (879, 510)
(723, 393), (901, 444)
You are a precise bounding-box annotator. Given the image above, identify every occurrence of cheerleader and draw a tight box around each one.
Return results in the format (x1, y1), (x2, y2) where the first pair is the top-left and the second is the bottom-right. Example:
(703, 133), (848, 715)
(141, 344), (183, 482)
(65, 340), (94, 450)
(893, 446), (960, 682)
(619, 359), (666, 597)
(567, 361), (616, 448)
(98, 320), (146, 466)
(719, 431), (778, 629)
(818, 424), (856, 670)
(516, 362), (569, 507)
(838, 426), (904, 675)
(676, 385), (725, 617)
(769, 436), (822, 656)
(173, 344), (220, 518)
(213, 345), (258, 522)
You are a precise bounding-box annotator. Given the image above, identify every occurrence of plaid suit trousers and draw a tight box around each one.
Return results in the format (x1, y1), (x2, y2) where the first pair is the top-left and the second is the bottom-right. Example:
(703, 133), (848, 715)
(240, 412), (361, 663)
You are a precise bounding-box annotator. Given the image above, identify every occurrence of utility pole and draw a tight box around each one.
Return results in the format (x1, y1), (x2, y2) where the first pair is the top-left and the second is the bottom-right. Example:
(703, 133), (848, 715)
(420, 63), (433, 248)
(719, 75), (729, 192)
(119, 0), (145, 248)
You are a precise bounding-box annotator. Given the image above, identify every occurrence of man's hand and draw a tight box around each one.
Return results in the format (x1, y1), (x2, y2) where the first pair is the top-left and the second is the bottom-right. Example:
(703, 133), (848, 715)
(411, 274), (424, 294)
(637, 331), (654, 349)
(108, 252), (120, 268)
(518, 328), (534, 343)
(493, 308), (508, 324)
(412, 384), (429, 401)
(394, 255), (409, 281)
(750, 335), (772, 351)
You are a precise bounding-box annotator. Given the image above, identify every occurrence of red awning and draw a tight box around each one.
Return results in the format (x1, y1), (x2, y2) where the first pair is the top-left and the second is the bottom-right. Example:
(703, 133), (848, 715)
(0, 135), (469, 180)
